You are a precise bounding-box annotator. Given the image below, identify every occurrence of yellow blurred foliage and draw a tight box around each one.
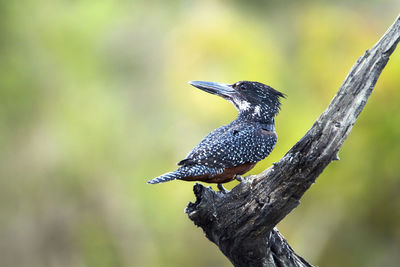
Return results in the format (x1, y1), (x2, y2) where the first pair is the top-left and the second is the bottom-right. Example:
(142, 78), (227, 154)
(0, 1), (399, 267)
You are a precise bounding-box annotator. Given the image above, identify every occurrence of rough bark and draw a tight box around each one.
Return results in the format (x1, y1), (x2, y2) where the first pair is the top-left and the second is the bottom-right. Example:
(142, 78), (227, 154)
(185, 16), (400, 267)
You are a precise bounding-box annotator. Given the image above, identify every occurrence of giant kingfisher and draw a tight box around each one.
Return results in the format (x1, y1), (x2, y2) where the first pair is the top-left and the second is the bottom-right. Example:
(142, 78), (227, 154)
(147, 81), (284, 191)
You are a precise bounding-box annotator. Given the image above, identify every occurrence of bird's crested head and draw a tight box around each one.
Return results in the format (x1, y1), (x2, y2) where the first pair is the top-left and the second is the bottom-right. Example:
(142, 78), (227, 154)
(189, 80), (285, 121)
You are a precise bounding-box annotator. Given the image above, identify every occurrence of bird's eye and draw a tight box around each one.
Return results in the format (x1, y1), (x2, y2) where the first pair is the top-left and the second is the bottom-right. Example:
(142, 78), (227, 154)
(233, 82), (247, 90)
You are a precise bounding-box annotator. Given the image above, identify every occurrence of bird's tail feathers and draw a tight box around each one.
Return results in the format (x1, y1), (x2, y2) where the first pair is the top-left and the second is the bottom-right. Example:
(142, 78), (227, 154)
(147, 171), (181, 184)
(147, 165), (223, 184)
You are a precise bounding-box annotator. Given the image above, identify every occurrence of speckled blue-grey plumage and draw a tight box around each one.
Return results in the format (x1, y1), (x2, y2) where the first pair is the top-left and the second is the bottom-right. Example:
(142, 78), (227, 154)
(147, 165), (223, 184)
(147, 81), (284, 184)
(178, 121), (277, 168)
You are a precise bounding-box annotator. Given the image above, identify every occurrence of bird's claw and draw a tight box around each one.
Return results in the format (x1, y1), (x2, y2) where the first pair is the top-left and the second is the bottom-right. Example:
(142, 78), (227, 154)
(217, 184), (229, 194)
(235, 175), (244, 182)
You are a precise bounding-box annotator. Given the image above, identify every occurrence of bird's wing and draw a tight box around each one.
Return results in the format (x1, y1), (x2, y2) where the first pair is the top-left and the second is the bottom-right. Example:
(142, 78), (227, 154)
(177, 124), (229, 165)
(178, 124), (277, 169)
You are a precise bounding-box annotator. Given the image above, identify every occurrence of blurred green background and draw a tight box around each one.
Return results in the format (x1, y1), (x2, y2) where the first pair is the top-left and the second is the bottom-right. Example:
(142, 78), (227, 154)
(1, 1), (399, 266)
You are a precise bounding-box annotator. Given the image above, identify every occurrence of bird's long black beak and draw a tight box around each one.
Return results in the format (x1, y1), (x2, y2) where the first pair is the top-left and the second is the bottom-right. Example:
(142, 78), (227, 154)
(189, 81), (235, 99)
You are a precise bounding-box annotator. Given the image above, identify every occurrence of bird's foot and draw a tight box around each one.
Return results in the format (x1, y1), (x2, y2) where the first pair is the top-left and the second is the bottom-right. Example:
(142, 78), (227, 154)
(217, 183), (228, 194)
(235, 175), (244, 182)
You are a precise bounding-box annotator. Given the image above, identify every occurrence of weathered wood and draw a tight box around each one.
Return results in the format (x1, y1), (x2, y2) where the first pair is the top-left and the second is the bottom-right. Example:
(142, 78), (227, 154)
(185, 15), (400, 267)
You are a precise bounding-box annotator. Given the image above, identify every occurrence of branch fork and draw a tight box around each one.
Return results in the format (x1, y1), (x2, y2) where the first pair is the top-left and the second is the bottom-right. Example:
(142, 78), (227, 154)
(185, 16), (400, 267)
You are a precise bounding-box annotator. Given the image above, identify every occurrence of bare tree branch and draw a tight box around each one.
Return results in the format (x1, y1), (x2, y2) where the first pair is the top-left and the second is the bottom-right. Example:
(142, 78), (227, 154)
(185, 15), (400, 267)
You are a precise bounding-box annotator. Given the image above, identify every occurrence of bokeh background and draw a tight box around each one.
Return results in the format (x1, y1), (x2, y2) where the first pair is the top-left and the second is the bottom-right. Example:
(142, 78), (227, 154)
(1, 1), (400, 266)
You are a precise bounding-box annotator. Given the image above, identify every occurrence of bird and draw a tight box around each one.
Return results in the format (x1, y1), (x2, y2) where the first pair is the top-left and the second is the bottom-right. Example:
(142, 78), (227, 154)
(147, 80), (284, 191)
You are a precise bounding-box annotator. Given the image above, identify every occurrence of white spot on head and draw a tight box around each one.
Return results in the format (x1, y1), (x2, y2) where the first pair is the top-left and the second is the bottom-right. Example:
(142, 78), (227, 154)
(236, 100), (250, 111)
(254, 105), (261, 116)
